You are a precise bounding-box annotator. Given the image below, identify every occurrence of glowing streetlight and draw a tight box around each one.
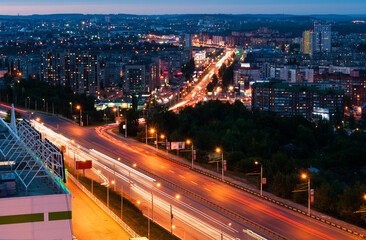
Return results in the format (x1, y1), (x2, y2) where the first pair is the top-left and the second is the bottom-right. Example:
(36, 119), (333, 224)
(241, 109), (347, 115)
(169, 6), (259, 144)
(215, 147), (224, 180)
(186, 139), (194, 169)
(76, 105), (82, 126)
(137, 200), (151, 239)
(255, 161), (263, 196)
(301, 173), (311, 216)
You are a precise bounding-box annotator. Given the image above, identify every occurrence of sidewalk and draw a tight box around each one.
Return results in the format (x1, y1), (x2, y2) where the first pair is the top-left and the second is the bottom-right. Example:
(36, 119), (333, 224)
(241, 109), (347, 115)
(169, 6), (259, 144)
(66, 180), (131, 240)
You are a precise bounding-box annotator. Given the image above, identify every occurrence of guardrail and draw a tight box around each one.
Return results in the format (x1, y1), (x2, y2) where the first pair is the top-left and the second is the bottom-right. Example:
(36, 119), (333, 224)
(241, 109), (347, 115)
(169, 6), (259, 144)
(154, 152), (366, 239)
(106, 129), (366, 239)
(127, 159), (287, 240)
(68, 174), (140, 239)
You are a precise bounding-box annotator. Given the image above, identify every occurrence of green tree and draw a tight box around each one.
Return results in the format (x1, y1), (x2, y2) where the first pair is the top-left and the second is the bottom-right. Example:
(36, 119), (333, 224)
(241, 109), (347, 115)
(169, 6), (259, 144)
(212, 74), (218, 86)
(181, 59), (195, 81)
(206, 82), (214, 92)
(313, 183), (338, 214)
(349, 113), (356, 129)
(338, 182), (366, 225)
(218, 63), (227, 79)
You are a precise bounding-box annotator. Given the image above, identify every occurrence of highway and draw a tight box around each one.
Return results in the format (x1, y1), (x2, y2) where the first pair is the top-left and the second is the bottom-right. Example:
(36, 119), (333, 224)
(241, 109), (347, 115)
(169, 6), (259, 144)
(32, 118), (256, 240)
(29, 113), (361, 240)
(169, 48), (234, 110)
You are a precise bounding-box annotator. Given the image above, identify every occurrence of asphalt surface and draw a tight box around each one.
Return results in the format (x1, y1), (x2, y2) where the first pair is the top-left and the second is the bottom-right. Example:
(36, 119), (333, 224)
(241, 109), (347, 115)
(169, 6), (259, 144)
(31, 112), (361, 240)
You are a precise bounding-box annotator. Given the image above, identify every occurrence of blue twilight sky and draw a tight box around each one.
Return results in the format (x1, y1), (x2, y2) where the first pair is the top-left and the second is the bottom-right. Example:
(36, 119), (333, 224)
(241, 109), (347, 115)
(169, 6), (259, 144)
(1, 0), (365, 15)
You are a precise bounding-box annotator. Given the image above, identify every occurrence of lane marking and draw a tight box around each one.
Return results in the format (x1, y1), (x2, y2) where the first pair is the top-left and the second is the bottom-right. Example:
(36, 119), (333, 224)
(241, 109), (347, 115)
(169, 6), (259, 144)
(204, 187), (211, 192)
(191, 181), (198, 185)
(179, 175), (186, 179)
(169, 170), (175, 173)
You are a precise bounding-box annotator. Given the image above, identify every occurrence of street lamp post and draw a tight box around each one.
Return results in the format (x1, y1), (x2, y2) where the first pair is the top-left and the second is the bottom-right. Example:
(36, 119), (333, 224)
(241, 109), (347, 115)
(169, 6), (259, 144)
(155, 132), (158, 149)
(113, 108), (117, 121)
(255, 161), (263, 196)
(76, 105), (82, 126)
(160, 134), (166, 152)
(186, 140), (194, 169)
(302, 173), (311, 216)
(145, 125), (148, 144)
(148, 128), (155, 146)
(137, 201), (150, 239)
(216, 148), (224, 180)
(151, 182), (161, 222)
(107, 182), (111, 208)
(125, 117), (127, 137)
(121, 184), (124, 220)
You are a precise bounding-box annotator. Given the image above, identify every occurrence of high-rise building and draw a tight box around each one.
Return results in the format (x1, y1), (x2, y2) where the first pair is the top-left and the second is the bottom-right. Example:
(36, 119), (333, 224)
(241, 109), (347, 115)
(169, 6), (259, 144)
(122, 62), (159, 94)
(181, 34), (193, 59)
(40, 49), (101, 95)
(252, 82), (343, 119)
(302, 30), (311, 54)
(311, 24), (331, 54)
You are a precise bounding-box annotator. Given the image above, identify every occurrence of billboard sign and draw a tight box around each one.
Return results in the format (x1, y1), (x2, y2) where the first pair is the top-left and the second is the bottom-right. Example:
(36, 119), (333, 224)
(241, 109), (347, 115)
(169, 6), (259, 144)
(208, 152), (221, 163)
(171, 142), (185, 150)
(76, 160), (92, 170)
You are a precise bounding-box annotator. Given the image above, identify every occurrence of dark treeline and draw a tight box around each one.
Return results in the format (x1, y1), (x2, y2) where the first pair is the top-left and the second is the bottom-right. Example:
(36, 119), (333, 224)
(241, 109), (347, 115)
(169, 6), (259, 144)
(146, 100), (366, 226)
(0, 75), (104, 124)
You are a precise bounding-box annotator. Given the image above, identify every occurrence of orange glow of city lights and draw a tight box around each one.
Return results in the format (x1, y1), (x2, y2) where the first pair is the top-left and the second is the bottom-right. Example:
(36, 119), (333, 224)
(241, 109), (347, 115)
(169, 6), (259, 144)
(150, 128), (155, 134)
(254, 161), (259, 165)
(137, 200), (141, 205)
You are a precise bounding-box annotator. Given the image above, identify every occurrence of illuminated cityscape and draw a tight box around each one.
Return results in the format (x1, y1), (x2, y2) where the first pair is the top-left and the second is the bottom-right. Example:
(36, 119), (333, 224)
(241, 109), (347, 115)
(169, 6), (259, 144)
(1, 2), (366, 240)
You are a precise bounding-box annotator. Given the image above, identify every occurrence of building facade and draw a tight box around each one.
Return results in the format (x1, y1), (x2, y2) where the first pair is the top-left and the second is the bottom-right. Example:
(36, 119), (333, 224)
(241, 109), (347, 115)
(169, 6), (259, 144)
(252, 82), (344, 119)
(40, 49), (101, 95)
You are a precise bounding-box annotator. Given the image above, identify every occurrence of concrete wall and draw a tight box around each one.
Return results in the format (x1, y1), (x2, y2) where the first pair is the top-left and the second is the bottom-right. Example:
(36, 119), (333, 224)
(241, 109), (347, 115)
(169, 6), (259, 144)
(0, 193), (72, 240)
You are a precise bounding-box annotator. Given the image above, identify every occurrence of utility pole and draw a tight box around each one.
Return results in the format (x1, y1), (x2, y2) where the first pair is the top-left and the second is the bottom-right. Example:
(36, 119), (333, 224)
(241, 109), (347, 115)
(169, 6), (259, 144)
(125, 117), (127, 137)
(145, 125), (148, 144)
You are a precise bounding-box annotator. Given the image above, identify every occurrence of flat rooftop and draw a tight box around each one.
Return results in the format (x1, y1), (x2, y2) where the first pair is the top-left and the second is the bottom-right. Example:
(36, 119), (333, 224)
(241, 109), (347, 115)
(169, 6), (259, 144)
(0, 117), (69, 198)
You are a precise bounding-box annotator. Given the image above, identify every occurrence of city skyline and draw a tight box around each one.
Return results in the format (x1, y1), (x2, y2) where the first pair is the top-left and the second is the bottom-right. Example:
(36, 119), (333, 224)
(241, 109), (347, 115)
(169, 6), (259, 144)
(1, 0), (366, 15)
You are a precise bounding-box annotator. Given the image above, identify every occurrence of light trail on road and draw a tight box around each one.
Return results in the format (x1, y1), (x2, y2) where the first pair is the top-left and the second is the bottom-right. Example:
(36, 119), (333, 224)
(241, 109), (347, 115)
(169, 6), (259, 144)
(32, 120), (249, 240)
(169, 48), (234, 111)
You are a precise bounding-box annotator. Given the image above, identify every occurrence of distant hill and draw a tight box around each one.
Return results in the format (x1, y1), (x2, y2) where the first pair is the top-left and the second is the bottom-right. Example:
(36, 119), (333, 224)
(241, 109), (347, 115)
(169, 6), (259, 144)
(0, 13), (365, 22)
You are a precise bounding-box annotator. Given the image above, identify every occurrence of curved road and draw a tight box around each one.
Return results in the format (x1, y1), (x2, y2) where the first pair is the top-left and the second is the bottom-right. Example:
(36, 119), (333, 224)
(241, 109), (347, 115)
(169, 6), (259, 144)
(33, 113), (361, 240)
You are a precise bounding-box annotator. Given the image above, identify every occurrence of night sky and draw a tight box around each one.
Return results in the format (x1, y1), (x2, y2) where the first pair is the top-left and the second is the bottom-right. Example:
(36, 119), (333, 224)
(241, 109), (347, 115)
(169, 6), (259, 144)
(1, 0), (365, 15)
